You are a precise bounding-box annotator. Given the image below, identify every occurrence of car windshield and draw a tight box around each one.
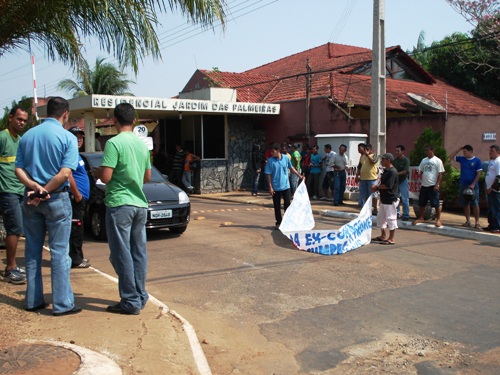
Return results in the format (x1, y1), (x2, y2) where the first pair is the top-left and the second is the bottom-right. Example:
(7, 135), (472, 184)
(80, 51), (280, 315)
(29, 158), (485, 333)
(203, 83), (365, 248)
(83, 153), (166, 183)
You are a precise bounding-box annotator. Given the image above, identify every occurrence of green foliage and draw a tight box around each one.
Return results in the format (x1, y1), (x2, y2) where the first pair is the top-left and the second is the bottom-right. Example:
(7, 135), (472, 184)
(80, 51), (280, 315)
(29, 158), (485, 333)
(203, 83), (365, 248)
(0, 0), (227, 75)
(411, 31), (500, 102)
(58, 57), (135, 97)
(409, 127), (458, 206)
(0, 97), (40, 133)
(203, 67), (224, 87)
(409, 127), (446, 165)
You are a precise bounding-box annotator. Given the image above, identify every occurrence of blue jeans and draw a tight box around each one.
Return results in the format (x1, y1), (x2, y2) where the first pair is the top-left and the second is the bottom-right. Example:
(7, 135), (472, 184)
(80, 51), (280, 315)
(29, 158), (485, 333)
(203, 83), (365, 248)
(252, 170), (260, 194)
(333, 170), (346, 204)
(487, 191), (500, 230)
(106, 205), (148, 311)
(359, 180), (377, 205)
(22, 192), (74, 313)
(290, 173), (300, 196)
(397, 179), (410, 219)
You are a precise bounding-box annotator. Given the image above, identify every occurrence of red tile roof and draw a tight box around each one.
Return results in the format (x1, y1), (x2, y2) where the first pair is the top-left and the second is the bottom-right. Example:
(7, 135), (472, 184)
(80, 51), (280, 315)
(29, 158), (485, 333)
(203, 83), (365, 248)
(182, 42), (500, 116)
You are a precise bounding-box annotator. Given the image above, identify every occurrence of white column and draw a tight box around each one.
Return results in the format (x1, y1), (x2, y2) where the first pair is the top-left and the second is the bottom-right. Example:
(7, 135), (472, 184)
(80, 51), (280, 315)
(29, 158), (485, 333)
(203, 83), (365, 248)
(83, 111), (96, 152)
(370, 0), (386, 156)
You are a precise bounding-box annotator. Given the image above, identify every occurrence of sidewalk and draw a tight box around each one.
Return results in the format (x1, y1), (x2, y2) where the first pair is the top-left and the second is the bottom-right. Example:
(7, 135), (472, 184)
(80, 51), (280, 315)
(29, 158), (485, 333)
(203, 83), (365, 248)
(196, 190), (500, 245)
(0, 242), (207, 375)
(1, 190), (498, 375)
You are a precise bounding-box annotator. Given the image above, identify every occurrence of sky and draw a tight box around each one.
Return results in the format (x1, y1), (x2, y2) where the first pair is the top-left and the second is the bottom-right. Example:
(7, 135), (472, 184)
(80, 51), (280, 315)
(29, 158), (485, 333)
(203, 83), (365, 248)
(0, 0), (474, 110)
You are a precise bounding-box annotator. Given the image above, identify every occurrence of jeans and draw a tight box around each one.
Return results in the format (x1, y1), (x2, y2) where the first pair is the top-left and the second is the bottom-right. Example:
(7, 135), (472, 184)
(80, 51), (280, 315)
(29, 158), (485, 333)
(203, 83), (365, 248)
(272, 189), (291, 226)
(397, 179), (410, 219)
(333, 170), (346, 204)
(182, 170), (193, 190)
(359, 180), (377, 205)
(252, 170), (260, 194)
(487, 191), (500, 230)
(70, 197), (86, 266)
(22, 192), (74, 313)
(106, 205), (149, 311)
(290, 173), (300, 196)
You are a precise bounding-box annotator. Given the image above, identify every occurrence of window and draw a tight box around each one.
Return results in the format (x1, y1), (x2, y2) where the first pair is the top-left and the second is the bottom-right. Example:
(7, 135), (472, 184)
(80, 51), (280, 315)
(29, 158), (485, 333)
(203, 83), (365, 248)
(194, 115), (226, 159)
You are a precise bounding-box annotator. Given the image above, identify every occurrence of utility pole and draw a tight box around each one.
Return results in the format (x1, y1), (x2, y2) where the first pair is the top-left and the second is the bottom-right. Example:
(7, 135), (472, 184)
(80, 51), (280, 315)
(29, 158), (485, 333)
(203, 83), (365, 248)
(370, 0), (386, 156)
(305, 59), (312, 136)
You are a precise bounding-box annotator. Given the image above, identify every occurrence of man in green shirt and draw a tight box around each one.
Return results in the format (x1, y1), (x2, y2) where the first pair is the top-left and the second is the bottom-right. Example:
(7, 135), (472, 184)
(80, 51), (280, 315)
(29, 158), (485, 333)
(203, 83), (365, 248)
(290, 144), (301, 196)
(95, 103), (151, 315)
(0, 106), (28, 284)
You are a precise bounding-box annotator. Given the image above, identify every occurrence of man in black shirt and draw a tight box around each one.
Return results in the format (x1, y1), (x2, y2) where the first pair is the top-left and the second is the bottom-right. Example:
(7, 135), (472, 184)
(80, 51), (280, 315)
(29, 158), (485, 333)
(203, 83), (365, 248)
(371, 153), (399, 244)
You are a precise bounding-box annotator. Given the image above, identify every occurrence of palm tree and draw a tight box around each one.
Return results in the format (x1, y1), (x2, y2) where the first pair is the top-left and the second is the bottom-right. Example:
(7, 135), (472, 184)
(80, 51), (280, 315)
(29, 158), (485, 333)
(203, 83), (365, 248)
(58, 57), (135, 97)
(0, 0), (226, 74)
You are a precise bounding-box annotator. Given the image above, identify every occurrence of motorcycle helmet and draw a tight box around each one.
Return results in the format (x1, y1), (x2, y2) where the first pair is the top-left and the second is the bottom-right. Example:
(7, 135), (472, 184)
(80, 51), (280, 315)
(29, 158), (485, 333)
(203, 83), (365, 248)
(462, 187), (474, 201)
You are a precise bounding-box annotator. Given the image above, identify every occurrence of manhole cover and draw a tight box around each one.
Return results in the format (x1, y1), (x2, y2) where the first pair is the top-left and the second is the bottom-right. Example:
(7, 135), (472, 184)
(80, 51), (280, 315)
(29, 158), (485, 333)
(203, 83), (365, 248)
(0, 344), (81, 375)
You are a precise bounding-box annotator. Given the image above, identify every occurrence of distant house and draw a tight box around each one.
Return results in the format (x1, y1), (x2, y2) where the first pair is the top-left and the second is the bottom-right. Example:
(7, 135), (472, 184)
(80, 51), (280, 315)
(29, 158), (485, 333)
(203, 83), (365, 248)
(182, 42), (500, 164)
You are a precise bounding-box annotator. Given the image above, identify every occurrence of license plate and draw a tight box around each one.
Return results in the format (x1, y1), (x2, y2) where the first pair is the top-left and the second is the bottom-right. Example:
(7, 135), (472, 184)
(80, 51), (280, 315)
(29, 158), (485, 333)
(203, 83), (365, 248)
(151, 210), (172, 219)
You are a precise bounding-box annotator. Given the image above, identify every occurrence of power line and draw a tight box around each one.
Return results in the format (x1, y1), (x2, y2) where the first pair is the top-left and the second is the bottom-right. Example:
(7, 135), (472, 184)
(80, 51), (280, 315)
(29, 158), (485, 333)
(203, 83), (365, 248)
(0, 0), (276, 109)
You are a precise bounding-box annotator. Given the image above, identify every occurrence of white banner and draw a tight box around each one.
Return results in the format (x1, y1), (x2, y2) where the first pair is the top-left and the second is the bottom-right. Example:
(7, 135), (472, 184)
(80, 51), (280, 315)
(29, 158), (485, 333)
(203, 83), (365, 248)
(280, 183), (373, 255)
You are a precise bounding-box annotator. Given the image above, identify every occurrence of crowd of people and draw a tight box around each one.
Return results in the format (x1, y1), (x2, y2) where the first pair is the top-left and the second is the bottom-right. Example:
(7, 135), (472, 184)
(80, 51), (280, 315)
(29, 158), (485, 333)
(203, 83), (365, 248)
(1, 99), (153, 316)
(255, 140), (500, 242)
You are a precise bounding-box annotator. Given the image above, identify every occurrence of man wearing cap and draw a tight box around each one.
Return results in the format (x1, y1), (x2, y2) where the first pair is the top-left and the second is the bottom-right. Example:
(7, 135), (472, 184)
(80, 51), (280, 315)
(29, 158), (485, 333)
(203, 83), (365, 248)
(371, 153), (399, 244)
(67, 127), (91, 268)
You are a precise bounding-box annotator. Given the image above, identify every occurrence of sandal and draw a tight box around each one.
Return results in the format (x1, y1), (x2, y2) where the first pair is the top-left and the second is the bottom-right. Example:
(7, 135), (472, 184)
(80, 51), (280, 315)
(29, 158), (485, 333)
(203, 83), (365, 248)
(474, 224), (482, 230)
(372, 236), (387, 242)
(461, 222), (471, 227)
(381, 240), (395, 245)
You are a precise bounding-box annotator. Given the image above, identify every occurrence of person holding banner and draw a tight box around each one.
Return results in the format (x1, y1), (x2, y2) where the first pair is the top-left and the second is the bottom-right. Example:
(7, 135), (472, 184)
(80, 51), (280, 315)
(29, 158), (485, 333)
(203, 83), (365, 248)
(371, 153), (399, 245)
(265, 143), (304, 230)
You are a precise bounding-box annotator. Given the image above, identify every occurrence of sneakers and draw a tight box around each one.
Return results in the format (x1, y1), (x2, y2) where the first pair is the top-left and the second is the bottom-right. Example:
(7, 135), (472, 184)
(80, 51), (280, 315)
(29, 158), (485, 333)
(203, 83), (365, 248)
(72, 260), (91, 269)
(2, 268), (27, 285)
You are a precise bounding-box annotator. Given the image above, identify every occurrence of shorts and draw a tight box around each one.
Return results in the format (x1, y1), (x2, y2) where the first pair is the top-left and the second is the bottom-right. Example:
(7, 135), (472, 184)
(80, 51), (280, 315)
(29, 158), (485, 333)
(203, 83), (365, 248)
(418, 186), (440, 208)
(0, 193), (23, 235)
(322, 171), (334, 189)
(377, 200), (399, 230)
(458, 184), (479, 206)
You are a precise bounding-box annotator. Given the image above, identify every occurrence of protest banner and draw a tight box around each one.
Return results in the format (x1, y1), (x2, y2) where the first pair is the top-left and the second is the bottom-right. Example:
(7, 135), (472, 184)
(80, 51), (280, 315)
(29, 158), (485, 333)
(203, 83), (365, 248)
(279, 183), (373, 255)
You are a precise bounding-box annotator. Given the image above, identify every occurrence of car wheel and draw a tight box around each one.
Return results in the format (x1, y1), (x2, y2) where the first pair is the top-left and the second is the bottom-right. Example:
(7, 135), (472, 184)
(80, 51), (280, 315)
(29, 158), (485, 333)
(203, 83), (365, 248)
(169, 226), (187, 235)
(90, 207), (107, 241)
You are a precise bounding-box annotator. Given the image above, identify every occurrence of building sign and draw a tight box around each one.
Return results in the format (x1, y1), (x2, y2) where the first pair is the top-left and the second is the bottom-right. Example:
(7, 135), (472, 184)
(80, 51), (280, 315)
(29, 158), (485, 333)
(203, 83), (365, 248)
(483, 132), (496, 141)
(92, 95), (280, 115)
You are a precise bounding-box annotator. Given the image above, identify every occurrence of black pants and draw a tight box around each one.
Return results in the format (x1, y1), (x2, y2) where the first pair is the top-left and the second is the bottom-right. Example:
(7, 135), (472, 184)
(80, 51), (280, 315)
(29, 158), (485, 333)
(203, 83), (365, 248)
(70, 198), (86, 266)
(272, 189), (291, 226)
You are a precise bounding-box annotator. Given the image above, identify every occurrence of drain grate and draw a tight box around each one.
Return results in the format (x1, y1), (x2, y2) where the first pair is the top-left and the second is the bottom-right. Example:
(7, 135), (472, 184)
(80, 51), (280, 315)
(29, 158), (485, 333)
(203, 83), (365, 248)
(0, 344), (81, 375)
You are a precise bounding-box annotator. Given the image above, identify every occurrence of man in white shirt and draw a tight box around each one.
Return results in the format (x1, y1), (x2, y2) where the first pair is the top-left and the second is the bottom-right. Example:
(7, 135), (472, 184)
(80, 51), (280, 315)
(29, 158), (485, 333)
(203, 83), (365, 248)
(484, 144), (500, 233)
(332, 144), (348, 206)
(413, 145), (445, 227)
(321, 144), (336, 200)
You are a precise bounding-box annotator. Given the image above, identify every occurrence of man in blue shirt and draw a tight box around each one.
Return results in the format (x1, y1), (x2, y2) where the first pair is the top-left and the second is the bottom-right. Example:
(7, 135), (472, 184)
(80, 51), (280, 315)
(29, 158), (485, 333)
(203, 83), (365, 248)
(15, 97), (80, 316)
(449, 144), (482, 229)
(265, 143), (303, 229)
(67, 127), (91, 268)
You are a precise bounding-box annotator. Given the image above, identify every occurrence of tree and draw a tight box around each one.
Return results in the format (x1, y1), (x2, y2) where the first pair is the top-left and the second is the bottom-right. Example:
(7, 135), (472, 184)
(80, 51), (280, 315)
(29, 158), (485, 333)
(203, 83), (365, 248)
(0, 0), (226, 74)
(58, 57), (135, 97)
(446, 0), (500, 44)
(411, 32), (500, 101)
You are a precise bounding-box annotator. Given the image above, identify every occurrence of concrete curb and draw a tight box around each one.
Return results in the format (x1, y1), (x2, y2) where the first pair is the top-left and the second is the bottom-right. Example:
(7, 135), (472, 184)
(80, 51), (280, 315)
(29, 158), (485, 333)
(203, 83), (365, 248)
(319, 209), (500, 245)
(195, 194), (500, 245)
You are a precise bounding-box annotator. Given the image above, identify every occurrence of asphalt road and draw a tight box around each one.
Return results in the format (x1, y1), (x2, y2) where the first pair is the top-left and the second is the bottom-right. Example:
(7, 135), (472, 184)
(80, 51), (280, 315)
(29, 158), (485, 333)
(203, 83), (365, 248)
(83, 197), (500, 374)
